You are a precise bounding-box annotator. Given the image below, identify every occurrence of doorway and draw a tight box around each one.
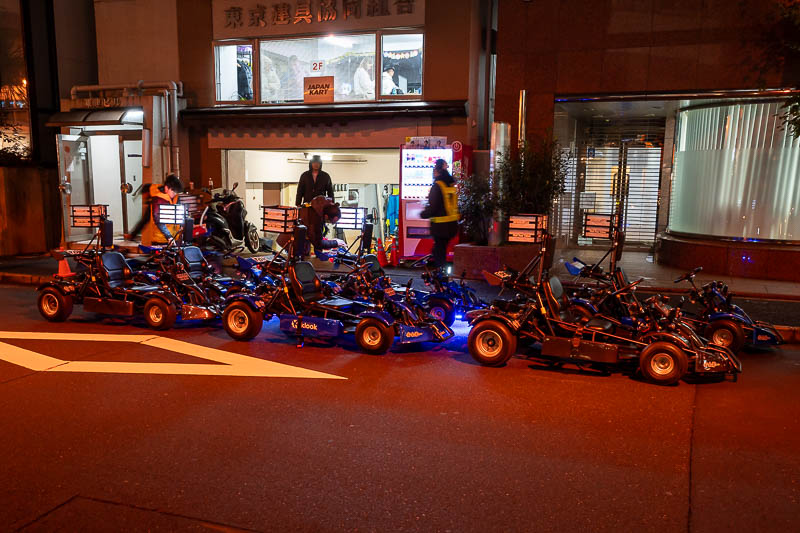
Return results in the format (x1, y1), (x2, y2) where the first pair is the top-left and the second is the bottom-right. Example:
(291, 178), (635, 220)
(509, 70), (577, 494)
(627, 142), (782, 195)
(554, 101), (672, 247)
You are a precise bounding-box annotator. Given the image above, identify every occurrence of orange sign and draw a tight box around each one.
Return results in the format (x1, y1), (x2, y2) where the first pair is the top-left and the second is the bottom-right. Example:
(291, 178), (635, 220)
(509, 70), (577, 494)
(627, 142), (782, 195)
(304, 76), (334, 104)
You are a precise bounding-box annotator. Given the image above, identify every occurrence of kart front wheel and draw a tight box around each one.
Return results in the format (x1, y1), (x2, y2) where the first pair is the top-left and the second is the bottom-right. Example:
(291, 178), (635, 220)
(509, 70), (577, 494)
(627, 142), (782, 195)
(705, 319), (745, 353)
(245, 224), (260, 253)
(222, 301), (263, 341)
(356, 318), (394, 355)
(426, 297), (456, 327)
(144, 298), (177, 330)
(468, 320), (517, 366)
(37, 288), (73, 322)
(639, 341), (688, 385)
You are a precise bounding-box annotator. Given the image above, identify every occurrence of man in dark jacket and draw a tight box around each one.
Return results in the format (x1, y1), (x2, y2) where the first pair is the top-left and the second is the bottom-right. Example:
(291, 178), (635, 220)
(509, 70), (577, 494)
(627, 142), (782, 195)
(296, 155), (334, 205)
(420, 159), (459, 268)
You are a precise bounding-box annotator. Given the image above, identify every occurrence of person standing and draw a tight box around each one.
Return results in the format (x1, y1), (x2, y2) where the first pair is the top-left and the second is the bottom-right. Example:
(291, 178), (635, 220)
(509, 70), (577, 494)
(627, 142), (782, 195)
(353, 57), (374, 99)
(420, 159), (459, 268)
(381, 66), (400, 95)
(296, 154), (334, 206)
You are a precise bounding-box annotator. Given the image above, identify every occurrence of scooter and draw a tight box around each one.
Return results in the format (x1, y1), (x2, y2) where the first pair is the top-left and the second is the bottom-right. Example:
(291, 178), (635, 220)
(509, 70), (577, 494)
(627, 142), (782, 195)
(198, 182), (260, 253)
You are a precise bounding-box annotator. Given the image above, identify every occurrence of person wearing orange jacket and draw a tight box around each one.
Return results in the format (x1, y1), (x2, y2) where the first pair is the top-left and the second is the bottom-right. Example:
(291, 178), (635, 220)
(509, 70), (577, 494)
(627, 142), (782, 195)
(141, 174), (184, 245)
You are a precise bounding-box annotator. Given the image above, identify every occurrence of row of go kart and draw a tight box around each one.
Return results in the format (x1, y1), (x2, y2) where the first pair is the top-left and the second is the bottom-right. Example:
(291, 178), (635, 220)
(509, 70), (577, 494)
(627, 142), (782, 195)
(36, 223), (482, 355)
(36, 222), (777, 385)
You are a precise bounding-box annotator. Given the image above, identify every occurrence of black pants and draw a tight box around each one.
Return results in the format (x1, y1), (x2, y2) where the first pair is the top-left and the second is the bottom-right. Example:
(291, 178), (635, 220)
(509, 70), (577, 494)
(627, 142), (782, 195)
(432, 235), (451, 268)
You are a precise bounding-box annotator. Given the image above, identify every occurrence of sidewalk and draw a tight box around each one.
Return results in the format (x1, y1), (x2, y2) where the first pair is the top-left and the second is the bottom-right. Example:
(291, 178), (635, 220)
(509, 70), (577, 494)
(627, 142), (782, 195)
(3, 246), (798, 300)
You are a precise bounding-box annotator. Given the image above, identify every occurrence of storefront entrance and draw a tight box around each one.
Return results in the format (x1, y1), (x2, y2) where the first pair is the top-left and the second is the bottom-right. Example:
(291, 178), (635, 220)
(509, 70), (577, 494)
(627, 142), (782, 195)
(56, 133), (143, 242)
(223, 148), (401, 246)
(553, 101), (672, 248)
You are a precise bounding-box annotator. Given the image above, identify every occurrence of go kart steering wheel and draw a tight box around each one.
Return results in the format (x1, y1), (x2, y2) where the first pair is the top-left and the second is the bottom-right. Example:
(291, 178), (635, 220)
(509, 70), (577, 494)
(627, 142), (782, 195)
(674, 266), (702, 283)
(345, 263), (371, 279)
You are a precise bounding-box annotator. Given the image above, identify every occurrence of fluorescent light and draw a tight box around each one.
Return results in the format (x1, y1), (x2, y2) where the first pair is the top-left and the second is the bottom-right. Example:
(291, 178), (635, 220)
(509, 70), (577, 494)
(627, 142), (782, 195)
(322, 35), (353, 48)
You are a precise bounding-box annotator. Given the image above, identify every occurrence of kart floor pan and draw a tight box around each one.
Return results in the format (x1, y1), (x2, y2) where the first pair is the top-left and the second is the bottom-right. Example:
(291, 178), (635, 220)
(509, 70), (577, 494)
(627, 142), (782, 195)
(540, 336), (620, 364)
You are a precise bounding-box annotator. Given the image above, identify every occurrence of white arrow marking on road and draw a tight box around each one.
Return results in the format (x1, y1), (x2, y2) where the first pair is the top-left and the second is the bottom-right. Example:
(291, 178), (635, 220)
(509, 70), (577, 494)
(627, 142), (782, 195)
(0, 331), (345, 379)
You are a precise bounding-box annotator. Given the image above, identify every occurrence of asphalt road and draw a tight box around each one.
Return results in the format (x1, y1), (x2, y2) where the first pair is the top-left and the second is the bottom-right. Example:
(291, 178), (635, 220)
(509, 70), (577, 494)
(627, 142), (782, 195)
(1, 284), (799, 532)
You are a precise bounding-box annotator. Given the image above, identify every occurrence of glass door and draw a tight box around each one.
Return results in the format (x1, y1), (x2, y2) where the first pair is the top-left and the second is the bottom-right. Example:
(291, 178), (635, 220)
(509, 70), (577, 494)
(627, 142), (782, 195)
(56, 134), (94, 243)
(122, 140), (143, 235)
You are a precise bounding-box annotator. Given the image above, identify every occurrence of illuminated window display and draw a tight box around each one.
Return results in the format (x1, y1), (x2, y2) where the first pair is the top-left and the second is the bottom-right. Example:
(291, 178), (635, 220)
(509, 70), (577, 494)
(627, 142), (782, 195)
(669, 100), (800, 241)
(381, 34), (423, 96)
(259, 34), (376, 103)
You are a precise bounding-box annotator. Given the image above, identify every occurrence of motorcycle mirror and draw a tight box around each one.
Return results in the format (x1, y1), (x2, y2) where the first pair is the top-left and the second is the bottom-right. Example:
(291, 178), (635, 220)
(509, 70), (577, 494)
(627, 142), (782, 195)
(231, 182), (239, 192)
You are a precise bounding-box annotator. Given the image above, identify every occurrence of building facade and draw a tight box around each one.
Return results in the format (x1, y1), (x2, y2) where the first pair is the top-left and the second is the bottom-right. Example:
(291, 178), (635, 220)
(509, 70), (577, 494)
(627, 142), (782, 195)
(494, 0), (800, 280)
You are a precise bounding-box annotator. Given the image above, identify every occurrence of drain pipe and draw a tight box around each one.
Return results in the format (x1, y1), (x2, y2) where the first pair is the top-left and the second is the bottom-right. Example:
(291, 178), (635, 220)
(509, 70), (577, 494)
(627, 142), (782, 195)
(137, 80), (183, 178)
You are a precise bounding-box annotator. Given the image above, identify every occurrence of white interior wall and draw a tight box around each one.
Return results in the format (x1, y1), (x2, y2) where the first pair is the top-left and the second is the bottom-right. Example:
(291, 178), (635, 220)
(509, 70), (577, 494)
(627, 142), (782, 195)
(236, 149), (400, 184)
(89, 135), (123, 235)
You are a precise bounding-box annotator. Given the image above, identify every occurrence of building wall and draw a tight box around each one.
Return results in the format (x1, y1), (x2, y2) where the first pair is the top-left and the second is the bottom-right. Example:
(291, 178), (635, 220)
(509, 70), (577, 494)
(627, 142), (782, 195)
(54, 0), (98, 99)
(495, 0), (785, 145)
(94, 0), (181, 84)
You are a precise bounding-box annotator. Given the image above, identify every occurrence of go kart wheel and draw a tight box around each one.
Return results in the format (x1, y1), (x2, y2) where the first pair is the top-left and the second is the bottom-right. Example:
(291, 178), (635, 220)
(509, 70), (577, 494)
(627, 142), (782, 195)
(222, 301), (263, 341)
(426, 298), (456, 327)
(638, 341), (688, 385)
(245, 224), (260, 253)
(37, 288), (73, 322)
(355, 318), (394, 355)
(468, 320), (517, 367)
(705, 319), (745, 353)
(144, 298), (177, 330)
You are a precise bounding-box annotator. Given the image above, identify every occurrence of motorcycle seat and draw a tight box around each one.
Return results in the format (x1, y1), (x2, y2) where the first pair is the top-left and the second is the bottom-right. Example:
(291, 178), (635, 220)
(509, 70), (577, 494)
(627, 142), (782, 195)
(586, 318), (613, 332)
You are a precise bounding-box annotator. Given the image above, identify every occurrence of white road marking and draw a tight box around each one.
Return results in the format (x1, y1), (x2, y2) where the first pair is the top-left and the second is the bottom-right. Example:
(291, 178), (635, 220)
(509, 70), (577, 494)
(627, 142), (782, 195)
(0, 331), (345, 379)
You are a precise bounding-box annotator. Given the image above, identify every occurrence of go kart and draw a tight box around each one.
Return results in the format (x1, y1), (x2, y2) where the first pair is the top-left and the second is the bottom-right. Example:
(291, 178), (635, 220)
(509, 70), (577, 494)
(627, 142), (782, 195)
(466, 236), (741, 385)
(673, 267), (782, 352)
(38, 248), (185, 330)
(220, 225), (453, 354)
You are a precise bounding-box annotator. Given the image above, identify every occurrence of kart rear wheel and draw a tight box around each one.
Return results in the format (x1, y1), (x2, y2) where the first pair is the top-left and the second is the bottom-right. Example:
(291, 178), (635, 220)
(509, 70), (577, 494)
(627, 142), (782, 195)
(355, 318), (394, 355)
(639, 341), (688, 385)
(468, 320), (517, 366)
(37, 288), (73, 322)
(426, 297), (456, 327)
(144, 298), (177, 330)
(245, 224), (260, 253)
(705, 319), (745, 353)
(223, 301), (263, 341)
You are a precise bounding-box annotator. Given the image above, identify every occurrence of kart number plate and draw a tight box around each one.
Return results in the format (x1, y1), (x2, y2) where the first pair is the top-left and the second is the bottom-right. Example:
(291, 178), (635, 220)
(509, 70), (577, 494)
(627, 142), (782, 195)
(177, 272), (190, 281)
(385, 288), (395, 296)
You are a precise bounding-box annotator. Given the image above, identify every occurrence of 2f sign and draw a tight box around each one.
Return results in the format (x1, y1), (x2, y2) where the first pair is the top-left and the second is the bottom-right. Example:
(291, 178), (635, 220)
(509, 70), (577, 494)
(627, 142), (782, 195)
(304, 76), (334, 104)
(311, 61), (324, 72)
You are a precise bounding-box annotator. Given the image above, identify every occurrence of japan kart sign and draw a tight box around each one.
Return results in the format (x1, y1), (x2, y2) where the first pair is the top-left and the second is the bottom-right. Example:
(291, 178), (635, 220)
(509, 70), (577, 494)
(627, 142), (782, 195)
(304, 76), (335, 104)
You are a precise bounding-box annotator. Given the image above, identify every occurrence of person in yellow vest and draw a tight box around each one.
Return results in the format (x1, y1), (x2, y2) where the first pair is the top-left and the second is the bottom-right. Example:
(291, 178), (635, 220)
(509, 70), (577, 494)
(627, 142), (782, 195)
(421, 159), (459, 268)
(141, 174), (184, 245)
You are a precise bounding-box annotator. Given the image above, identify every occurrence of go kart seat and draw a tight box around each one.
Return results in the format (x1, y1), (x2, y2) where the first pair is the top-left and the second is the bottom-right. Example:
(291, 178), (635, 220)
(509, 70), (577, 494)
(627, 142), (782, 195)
(182, 245), (232, 283)
(613, 267), (630, 289)
(100, 252), (159, 291)
(289, 261), (324, 303)
(544, 276), (582, 322)
(585, 317), (613, 332)
(101, 252), (134, 288)
(181, 246), (207, 278)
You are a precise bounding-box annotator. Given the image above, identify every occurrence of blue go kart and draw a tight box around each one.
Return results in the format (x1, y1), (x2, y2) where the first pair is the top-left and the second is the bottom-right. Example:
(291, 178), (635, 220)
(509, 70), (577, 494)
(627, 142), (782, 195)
(220, 225), (453, 354)
(672, 267), (782, 353)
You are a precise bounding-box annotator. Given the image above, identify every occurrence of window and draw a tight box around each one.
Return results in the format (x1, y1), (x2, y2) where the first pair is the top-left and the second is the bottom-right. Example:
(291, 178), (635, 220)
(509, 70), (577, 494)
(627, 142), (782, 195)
(380, 34), (423, 96)
(259, 34), (376, 103)
(214, 43), (254, 102)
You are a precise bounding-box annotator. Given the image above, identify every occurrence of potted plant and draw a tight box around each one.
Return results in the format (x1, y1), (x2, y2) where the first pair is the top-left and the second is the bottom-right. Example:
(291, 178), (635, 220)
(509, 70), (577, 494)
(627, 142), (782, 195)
(453, 136), (567, 279)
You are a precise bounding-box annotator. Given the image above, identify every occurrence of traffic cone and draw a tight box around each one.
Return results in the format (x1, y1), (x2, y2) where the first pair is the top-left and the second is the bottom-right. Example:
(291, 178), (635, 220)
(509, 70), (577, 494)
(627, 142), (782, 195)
(389, 237), (398, 267)
(56, 248), (72, 277)
(376, 238), (388, 267)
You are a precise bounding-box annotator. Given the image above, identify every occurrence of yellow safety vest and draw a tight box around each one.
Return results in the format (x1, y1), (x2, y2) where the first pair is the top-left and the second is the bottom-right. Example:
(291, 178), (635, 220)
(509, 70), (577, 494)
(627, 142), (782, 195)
(430, 180), (460, 223)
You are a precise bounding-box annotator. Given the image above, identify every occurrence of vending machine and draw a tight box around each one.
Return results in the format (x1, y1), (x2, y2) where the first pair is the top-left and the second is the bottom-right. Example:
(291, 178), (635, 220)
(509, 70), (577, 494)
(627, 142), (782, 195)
(398, 142), (471, 260)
